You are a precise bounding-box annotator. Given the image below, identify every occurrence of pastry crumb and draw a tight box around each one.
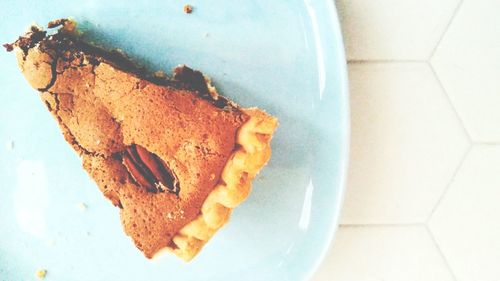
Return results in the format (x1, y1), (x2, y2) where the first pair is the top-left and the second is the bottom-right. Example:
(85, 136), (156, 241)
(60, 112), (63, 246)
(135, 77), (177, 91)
(77, 202), (87, 211)
(25, 23), (41, 33)
(154, 70), (167, 78)
(184, 4), (193, 14)
(5, 140), (14, 151)
(47, 18), (68, 28)
(35, 269), (47, 279)
(3, 43), (13, 52)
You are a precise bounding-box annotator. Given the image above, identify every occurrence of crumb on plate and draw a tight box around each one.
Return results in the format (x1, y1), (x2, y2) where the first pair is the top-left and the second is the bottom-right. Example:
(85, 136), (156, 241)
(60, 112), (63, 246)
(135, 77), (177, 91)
(3, 43), (13, 52)
(184, 4), (193, 14)
(35, 269), (47, 279)
(77, 202), (87, 211)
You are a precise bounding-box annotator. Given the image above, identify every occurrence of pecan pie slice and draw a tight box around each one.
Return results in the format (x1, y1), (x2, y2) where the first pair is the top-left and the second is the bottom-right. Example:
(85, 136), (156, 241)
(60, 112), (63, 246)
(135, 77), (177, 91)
(6, 19), (277, 261)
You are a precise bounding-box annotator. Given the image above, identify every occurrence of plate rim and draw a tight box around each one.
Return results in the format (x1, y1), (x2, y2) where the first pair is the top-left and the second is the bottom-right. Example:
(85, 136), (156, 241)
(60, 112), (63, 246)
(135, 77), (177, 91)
(305, 0), (350, 279)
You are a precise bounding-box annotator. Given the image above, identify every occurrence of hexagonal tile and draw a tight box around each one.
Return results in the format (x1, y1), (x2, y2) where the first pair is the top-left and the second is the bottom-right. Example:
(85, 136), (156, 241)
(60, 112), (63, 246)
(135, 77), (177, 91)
(429, 145), (500, 281)
(336, 0), (461, 60)
(432, 0), (500, 142)
(343, 63), (470, 224)
(313, 226), (455, 281)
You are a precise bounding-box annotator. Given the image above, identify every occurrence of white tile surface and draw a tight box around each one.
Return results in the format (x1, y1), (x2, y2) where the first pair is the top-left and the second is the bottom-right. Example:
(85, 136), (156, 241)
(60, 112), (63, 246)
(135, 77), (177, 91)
(336, 0), (460, 61)
(342, 63), (469, 224)
(432, 0), (500, 142)
(316, 0), (499, 280)
(429, 145), (500, 281)
(313, 226), (454, 281)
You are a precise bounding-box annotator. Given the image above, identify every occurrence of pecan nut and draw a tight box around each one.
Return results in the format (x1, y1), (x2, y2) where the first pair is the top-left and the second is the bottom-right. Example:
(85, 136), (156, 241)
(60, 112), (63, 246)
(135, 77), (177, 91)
(122, 144), (180, 195)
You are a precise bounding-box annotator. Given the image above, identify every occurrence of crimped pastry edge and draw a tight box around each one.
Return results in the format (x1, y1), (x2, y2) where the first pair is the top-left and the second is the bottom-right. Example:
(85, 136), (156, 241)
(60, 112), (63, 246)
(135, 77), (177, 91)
(153, 108), (278, 261)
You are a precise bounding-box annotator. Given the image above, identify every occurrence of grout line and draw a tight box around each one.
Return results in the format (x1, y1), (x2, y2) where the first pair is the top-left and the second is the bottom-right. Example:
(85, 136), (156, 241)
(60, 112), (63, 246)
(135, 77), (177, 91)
(426, 144), (472, 223)
(425, 225), (459, 281)
(348, 59), (425, 64)
(428, 62), (473, 143)
(427, 58), (473, 225)
(428, 0), (465, 61)
(340, 223), (424, 228)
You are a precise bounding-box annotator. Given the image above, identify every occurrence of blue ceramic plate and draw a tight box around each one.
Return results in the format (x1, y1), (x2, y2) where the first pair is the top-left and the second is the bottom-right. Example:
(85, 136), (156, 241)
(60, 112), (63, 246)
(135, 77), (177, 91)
(0, 1), (348, 280)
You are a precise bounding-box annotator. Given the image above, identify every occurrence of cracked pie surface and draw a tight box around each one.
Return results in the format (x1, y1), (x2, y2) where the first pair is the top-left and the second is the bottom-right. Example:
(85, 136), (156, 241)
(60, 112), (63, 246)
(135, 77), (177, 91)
(6, 20), (277, 261)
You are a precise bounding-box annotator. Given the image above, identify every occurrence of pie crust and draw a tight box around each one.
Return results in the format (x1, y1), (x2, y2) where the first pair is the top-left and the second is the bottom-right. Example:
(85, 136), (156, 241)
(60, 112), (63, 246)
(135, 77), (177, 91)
(166, 108), (277, 260)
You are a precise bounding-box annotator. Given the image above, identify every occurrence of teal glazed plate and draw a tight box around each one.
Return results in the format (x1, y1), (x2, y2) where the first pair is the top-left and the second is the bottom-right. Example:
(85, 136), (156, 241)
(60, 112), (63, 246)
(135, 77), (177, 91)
(0, 0), (349, 280)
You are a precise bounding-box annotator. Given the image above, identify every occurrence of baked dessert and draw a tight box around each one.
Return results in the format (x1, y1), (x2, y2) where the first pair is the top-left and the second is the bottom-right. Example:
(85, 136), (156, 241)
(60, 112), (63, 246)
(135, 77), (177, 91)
(5, 19), (277, 261)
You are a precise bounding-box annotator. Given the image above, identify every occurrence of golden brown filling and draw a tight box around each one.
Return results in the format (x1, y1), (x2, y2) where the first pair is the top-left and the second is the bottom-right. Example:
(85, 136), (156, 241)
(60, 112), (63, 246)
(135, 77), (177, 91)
(11, 23), (249, 258)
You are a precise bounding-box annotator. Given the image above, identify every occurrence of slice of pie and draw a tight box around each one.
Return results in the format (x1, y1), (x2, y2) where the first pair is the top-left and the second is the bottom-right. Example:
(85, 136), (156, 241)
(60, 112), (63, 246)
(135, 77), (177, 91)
(6, 19), (277, 261)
